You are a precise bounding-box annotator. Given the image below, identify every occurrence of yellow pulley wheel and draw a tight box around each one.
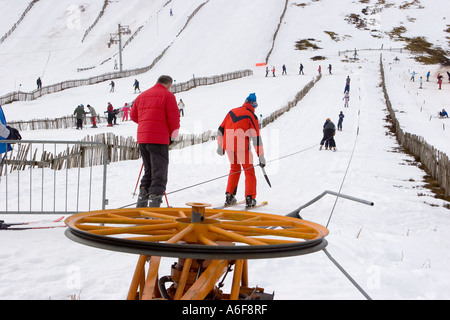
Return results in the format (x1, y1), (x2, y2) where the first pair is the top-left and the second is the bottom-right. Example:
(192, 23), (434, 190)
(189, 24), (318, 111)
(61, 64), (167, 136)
(65, 202), (329, 259)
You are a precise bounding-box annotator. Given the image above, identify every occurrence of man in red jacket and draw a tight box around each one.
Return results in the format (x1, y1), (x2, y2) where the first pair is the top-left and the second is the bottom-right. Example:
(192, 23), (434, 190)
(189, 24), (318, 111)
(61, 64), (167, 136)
(131, 75), (180, 207)
(217, 93), (266, 208)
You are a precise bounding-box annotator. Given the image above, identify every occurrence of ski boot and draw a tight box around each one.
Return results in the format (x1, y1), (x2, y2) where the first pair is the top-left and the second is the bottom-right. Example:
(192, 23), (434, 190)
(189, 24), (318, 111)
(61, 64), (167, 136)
(148, 194), (163, 208)
(136, 187), (149, 208)
(224, 192), (237, 206)
(245, 195), (256, 209)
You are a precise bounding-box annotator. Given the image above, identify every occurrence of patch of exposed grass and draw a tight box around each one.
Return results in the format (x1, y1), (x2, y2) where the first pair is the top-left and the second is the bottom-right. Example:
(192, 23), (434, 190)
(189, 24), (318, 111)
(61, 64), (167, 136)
(294, 39), (321, 50)
(292, 2), (308, 7)
(345, 13), (367, 29)
(422, 175), (450, 203)
(399, 0), (424, 9)
(387, 26), (407, 41)
(404, 36), (450, 65)
(324, 31), (339, 42)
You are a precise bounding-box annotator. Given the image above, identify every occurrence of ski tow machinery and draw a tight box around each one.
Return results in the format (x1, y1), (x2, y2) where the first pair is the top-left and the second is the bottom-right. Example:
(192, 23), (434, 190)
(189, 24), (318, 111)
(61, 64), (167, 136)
(65, 202), (329, 300)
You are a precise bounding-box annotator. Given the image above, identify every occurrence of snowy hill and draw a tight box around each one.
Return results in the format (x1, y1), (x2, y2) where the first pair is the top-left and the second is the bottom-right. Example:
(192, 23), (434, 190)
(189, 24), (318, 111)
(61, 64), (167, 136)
(1, 0), (450, 301)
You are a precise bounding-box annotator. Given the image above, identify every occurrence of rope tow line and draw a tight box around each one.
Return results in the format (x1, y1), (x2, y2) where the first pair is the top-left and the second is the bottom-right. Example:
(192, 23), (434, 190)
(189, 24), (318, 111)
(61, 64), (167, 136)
(320, 77), (373, 300)
(119, 141), (320, 209)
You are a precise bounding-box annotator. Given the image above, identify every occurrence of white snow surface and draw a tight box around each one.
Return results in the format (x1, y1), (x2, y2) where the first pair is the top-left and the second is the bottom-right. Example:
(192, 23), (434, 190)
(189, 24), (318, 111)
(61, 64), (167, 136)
(1, 0), (450, 300)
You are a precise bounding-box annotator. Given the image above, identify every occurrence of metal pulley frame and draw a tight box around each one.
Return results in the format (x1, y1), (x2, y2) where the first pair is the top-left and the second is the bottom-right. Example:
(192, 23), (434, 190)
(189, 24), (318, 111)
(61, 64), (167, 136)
(65, 202), (329, 300)
(65, 203), (329, 260)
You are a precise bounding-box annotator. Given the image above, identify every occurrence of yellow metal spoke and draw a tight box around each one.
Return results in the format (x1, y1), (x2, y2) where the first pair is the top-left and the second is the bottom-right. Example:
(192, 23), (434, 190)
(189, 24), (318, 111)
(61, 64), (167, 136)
(166, 225), (195, 244)
(198, 234), (218, 246)
(88, 222), (179, 236)
(208, 225), (267, 246)
(124, 234), (175, 242)
(80, 216), (173, 225)
(220, 223), (319, 240)
(138, 210), (179, 220)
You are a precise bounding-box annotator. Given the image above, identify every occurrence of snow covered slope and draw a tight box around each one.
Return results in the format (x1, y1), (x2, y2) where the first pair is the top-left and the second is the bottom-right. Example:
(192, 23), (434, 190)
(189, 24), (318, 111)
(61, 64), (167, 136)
(1, 0), (450, 301)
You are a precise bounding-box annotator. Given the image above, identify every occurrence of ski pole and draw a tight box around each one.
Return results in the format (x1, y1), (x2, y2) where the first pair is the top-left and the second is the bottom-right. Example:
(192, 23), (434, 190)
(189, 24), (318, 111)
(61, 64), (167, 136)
(163, 192), (170, 207)
(259, 165), (271, 188)
(132, 163), (144, 198)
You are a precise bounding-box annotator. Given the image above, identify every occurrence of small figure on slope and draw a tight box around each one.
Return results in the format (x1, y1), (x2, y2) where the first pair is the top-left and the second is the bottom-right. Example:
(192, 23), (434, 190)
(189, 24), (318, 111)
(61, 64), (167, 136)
(73, 104), (86, 130)
(337, 111), (344, 131)
(319, 118), (336, 151)
(86, 104), (98, 128)
(343, 91), (350, 108)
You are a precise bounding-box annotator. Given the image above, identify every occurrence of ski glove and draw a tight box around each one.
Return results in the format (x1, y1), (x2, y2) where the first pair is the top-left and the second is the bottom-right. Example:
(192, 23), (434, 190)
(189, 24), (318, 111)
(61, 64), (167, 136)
(259, 155), (266, 168)
(6, 126), (21, 140)
(216, 146), (225, 156)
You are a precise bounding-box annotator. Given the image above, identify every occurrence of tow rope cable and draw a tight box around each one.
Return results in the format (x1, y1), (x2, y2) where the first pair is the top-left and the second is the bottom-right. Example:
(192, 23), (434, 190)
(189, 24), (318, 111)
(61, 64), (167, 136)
(118, 141), (320, 209)
(322, 79), (372, 300)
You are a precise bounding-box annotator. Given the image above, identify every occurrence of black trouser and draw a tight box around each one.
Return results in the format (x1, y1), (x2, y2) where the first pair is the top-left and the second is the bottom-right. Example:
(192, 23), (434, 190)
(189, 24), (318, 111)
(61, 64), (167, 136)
(107, 112), (114, 125)
(76, 118), (83, 129)
(139, 143), (169, 196)
(320, 129), (336, 148)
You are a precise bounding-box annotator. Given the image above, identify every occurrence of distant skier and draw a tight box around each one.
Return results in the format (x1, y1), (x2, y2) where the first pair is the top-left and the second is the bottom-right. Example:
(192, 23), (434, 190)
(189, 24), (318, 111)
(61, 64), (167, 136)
(299, 63), (304, 75)
(419, 76), (423, 89)
(410, 71), (416, 82)
(217, 93), (266, 209)
(426, 71), (430, 81)
(439, 109), (448, 118)
(105, 102), (114, 127)
(328, 64), (332, 75)
(319, 118), (336, 151)
(282, 64), (287, 75)
(438, 74), (443, 90)
(73, 104), (86, 130)
(109, 81), (115, 93)
(178, 99), (185, 117)
(122, 103), (130, 121)
(86, 104), (98, 128)
(343, 91), (350, 108)
(318, 65), (321, 75)
(36, 77), (42, 90)
(265, 66), (269, 77)
(133, 79), (141, 93)
(337, 111), (344, 131)
(344, 76), (351, 93)
(272, 66), (276, 77)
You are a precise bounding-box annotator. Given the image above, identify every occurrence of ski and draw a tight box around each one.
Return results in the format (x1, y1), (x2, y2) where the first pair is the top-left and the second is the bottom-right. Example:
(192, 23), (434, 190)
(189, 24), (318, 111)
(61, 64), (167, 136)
(2, 216), (64, 226)
(213, 200), (268, 210)
(2, 225), (66, 231)
(245, 201), (268, 210)
(0, 216), (65, 231)
(213, 200), (246, 210)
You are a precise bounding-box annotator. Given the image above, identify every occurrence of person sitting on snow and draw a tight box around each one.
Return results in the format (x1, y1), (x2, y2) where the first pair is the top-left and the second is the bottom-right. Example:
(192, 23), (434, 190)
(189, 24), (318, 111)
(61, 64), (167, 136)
(439, 109), (449, 118)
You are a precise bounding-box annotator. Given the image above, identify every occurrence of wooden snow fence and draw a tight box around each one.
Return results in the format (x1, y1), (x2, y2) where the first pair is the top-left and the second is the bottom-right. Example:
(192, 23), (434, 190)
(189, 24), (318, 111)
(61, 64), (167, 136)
(0, 129), (216, 176)
(0, 69), (253, 106)
(380, 54), (450, 197)
(170, 130), (216, 150)
(8, 115), (111, 131)
(0, 133), (138, 176)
